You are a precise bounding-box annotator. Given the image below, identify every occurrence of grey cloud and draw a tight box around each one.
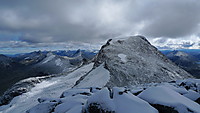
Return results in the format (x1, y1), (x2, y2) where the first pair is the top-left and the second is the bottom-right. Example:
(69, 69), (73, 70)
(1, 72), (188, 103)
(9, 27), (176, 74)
(156, 46), (173, 50)
(181, 42), (195, 48)
(0, 0), (200, 45)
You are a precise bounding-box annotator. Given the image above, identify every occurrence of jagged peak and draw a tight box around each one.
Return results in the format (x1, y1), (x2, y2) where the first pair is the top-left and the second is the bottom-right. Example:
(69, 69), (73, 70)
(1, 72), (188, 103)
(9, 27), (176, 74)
(72, 49), (82, 57)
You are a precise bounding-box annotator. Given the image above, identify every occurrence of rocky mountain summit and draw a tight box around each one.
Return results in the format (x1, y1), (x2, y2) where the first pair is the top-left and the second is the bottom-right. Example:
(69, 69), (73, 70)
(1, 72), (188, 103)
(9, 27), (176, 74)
(76, 36), (192, 88)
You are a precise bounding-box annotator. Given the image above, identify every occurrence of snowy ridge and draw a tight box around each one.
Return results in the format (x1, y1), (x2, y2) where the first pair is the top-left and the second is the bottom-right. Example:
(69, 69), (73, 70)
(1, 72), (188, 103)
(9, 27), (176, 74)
(75, 63), (110, 88)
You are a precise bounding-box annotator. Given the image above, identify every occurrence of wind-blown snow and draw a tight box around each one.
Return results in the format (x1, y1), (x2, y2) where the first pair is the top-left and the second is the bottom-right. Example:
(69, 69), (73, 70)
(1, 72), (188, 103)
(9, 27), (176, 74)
(118, 54), (127, 62)
(75, 63), (110, 88)
(0, 63), (94, 113)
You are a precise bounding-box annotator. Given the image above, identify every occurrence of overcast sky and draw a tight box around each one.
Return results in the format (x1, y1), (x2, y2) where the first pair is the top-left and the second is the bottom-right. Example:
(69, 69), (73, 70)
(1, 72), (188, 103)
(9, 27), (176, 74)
(0, 0), (200, 54)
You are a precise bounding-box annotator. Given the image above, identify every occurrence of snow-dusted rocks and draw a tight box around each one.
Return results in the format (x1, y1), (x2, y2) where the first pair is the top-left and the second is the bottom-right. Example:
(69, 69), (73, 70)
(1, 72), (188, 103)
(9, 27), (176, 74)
(27, 87), (158, 113)
(138, 86), (200, 113)
(86, 36), (192, 87)
(85, 87), (158, 113)
(27, 79), (200, 113)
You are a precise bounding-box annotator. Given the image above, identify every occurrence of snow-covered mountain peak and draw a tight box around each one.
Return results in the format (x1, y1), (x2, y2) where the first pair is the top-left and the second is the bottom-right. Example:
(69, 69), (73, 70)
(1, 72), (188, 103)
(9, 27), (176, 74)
(175, 51), (189, 57)
(77, 36), (193, 88)
(167, 50), (189, 57)
(42, 52), (56, 64)
(71, 49), (82, 57)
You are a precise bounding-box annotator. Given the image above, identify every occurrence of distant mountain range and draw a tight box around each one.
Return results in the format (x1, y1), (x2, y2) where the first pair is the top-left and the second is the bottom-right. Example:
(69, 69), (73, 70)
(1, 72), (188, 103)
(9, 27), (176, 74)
(162, 50), (200, 78)
(0, 50), (96, 97)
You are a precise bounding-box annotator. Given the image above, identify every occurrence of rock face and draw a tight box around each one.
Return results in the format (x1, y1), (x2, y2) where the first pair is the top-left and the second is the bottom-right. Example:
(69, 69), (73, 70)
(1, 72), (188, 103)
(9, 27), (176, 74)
(80, 35), (192, 87)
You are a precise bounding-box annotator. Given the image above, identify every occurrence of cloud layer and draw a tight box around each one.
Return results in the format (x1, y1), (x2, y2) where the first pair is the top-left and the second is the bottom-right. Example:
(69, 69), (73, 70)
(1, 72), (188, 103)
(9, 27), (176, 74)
(0, 0), (200, 50)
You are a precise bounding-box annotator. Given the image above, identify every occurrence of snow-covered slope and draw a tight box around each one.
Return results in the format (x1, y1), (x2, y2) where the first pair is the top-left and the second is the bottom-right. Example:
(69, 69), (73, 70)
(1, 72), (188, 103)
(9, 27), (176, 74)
(76, 36), (192, 88)
(75, 63), (110, 88)
(0, 63), (94, 113)
(37, 52), (75, 73)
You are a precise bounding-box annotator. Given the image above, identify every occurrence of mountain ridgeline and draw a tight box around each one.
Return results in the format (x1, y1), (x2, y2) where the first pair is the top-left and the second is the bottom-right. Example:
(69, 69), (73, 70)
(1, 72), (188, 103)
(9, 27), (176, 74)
(163, 50), (200, 78)
(0, 50), (96, 96)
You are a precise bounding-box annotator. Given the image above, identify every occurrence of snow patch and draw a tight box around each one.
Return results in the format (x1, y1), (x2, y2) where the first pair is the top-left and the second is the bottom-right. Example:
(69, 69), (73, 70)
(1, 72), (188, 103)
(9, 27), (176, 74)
(118, 54), (127, 62)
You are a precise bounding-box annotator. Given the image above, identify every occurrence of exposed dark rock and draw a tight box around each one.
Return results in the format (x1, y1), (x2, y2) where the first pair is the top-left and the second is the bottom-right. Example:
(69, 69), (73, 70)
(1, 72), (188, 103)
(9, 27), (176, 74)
(196, 98), (200, 104)
(132, 90), (143, 96)
(86, 103), (115, 113)
(151, 104), (178, 113)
